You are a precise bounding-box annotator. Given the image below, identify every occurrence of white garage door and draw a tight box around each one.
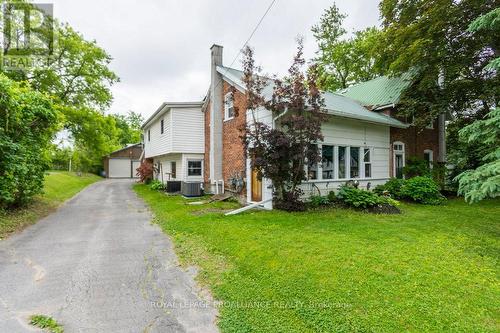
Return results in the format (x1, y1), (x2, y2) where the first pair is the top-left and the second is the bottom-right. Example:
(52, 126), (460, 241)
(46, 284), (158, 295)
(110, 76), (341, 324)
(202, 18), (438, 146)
(109, 159), (132, 178)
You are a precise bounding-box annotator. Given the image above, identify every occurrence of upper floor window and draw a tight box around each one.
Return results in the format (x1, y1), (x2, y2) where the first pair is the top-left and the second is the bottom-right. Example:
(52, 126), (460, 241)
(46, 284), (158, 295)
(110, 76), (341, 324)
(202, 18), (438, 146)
(224, 92), (235, 120)
(148, 129), (150, 142)
(160, 119), (164, 134)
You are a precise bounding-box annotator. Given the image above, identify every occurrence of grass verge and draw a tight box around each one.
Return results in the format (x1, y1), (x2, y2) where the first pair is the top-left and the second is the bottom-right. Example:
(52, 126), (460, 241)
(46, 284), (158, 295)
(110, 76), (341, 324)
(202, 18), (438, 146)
(135, 184), (500, 332)
(0, 171), (101, 239)
(30, 314), (64, 333)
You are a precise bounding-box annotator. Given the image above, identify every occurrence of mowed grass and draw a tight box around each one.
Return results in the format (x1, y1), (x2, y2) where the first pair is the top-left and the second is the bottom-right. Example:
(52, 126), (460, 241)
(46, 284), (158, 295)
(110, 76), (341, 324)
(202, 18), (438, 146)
(0, 171), (101, 239)
(134, 184), (500, 332)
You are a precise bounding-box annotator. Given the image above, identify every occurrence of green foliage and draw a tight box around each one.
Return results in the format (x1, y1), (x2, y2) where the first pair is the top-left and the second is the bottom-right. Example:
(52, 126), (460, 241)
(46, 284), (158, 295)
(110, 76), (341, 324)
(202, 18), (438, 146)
(327, 190), (336, 202)
(149, 180), (164, 191)
(374, 178), (406, 198)
(1, 3), (121, 175)
(403, 157), (431, 178)
(308, 195), (330, 208)
(378, 0), (499, 131)
(456, 107), (500, 203)
(30, 314), (64, 333)
(337, 185), (390, 209)
(312, 4), (382, 90)
(401, 176), (446, 205)
(111, 111), (144, 146)
(0, 75), (58, 208)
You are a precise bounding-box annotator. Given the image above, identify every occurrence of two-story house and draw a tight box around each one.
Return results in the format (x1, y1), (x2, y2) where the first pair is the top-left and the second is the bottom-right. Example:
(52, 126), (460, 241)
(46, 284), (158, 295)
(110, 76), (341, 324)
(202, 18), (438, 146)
(142, 102), (205, 184)
(143, 44), (445, 209)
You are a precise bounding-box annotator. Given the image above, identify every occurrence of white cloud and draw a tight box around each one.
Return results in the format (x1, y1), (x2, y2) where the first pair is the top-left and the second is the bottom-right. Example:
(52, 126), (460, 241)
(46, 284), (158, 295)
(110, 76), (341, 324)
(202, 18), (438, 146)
(43, 0), (380, 120)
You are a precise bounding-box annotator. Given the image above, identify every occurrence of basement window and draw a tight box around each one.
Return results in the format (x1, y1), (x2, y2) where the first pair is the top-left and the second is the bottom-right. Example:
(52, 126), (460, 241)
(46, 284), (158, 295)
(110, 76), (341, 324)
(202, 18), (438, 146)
(224, 92), (235, 120)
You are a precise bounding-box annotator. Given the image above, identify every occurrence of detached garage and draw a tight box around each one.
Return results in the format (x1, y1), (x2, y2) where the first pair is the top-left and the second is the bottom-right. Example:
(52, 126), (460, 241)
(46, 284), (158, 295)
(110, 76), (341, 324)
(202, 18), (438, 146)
(103, 144), (143, 178)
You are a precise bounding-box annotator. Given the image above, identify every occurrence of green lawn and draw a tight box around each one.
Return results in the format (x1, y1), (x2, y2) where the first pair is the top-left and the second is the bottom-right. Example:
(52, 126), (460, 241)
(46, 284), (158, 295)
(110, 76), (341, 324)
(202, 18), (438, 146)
(135, 184), (500, 332)
(0, 171), (101, 239)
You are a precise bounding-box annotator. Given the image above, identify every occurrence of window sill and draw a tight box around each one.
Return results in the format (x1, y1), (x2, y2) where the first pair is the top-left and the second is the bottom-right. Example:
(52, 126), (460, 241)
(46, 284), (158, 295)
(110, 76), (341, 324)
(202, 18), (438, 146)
(224, 117), (234, 122)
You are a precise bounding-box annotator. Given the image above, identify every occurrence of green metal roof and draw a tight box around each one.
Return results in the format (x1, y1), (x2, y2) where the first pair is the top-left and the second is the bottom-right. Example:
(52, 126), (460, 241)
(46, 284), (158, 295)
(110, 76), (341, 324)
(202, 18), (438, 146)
(217, 66), (408, 128)
(338, 73), (413, 108)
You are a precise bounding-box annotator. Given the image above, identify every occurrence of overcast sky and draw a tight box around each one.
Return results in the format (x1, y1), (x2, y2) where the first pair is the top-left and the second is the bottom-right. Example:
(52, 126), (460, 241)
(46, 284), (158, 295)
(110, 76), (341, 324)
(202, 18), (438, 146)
(46, 0), (380, 120)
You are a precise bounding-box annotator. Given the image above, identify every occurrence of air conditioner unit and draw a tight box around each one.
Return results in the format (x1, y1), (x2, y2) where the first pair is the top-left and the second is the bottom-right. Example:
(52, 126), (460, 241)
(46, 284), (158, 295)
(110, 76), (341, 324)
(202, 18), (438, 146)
(166, 181), (181, 193)
(181, 182), (202, 197)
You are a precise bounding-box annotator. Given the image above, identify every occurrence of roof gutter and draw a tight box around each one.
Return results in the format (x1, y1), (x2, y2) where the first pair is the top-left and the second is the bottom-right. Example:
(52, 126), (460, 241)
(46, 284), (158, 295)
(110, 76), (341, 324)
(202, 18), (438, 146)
(326, 108), (409, 128)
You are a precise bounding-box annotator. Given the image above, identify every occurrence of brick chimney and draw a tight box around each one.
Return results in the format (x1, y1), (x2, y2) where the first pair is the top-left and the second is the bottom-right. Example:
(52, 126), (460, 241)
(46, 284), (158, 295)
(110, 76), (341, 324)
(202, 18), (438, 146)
(209, 44), (223, 184)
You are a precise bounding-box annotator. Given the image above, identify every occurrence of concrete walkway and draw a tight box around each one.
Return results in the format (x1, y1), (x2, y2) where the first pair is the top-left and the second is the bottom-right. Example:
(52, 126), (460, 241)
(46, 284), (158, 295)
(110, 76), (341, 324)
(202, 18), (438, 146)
(0, 179), (218, 332)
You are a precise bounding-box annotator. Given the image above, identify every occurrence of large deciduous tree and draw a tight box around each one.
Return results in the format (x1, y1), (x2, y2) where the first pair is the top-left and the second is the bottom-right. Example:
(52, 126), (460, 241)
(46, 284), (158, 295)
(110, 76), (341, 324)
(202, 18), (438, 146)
(377, 0), (499, 125)
(312, 3), (382, 91)
(242, 41), (327, 211)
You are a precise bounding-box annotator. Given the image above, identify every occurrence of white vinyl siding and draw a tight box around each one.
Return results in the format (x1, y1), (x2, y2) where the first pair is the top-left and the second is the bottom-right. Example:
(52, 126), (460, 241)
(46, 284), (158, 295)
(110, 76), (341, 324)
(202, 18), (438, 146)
(299, 116), (390, 196)
(153, 153), (204, 183)
(144, 106), (204, 158)
(144, 110), (172, 158)
(171, 107), (204, 153)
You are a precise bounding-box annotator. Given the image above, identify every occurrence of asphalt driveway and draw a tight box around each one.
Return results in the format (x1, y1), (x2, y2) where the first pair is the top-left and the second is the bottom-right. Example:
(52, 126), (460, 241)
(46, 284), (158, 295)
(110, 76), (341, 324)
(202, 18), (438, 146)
(0, 179), (218, 332)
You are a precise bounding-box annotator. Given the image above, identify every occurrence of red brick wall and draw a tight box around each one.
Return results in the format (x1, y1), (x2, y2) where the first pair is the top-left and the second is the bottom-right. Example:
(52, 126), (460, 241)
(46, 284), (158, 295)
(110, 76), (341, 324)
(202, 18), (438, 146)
(388, 109), (440, 177)
(222, 82), (247, 191)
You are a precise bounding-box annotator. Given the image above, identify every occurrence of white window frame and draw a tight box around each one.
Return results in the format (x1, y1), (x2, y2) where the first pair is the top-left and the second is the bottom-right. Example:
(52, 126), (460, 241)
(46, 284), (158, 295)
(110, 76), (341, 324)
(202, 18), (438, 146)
(224, 92), (235, 121)
(321, 144), (335, 180)
(304, 145), (375, 182)
(186, 159), (203, 177)
(424, 149), (433, 168)
(362, 147), (373, 178)
(393, 141), (405, 178)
